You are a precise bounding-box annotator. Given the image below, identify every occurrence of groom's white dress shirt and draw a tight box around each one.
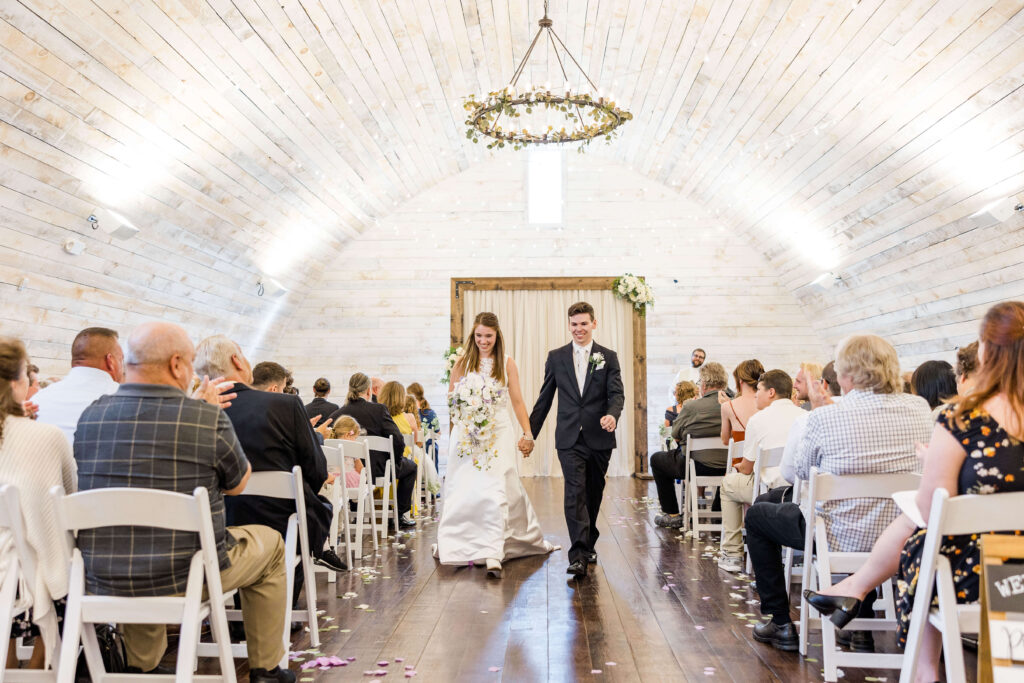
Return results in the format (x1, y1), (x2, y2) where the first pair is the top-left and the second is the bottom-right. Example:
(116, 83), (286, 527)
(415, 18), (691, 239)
(572, 340), (593, 395)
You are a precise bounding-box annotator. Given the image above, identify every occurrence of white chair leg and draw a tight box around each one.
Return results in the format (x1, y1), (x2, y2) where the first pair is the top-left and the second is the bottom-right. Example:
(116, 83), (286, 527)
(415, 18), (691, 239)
(176, 601), (203, 683)
(798, 560), (816, 656)
(821, 617), (839, 683)
(368, 489), (379, 551)
(80, 619), (107, 680)
(302, 554), (320, 648)
(0, 567), (18, 670)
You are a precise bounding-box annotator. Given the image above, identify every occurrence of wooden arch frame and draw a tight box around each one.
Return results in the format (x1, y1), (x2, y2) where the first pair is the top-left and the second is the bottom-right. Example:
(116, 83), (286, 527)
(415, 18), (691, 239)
(450, 277), (649, 475)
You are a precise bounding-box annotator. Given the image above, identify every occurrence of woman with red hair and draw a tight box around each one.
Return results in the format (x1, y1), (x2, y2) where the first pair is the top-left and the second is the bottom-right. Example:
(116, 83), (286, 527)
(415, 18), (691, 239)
(804, 301), (1024, 681)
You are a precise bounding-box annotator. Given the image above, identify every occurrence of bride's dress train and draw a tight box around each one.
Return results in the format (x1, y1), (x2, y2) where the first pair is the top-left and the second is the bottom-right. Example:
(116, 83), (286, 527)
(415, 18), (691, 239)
(435, 357), (557, 564)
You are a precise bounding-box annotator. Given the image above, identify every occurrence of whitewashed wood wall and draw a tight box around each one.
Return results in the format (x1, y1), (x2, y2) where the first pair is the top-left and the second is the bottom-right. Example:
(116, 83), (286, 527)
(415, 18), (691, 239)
(271, 156), (830, 453)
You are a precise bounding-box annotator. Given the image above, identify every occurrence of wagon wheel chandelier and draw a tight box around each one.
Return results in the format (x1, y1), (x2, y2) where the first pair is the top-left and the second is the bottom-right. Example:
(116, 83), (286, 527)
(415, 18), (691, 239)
(463, 1), (632, 149)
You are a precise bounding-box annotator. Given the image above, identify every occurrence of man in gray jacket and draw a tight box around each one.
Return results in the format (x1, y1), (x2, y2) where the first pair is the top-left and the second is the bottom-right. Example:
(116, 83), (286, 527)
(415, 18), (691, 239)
(651, 362), (730, 528)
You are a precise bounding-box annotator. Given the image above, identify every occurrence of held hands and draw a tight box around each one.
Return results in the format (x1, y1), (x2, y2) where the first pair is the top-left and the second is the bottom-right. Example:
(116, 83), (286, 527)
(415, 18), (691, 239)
(600, 415), (617, 432)
(517, 437), (534, 457)
(717, 391), (728, 405)
(192, 375), (237, 409)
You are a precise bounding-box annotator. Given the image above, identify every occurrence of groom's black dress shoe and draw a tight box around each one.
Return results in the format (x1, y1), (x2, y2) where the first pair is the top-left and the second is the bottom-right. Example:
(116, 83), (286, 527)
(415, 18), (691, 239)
(566, 560), (588, 578)
(586, 552), (598, 564)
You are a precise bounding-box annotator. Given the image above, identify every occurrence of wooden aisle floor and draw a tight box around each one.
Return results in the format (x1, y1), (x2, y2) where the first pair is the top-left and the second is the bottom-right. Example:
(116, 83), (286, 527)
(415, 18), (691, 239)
(227, 477), (974, 682)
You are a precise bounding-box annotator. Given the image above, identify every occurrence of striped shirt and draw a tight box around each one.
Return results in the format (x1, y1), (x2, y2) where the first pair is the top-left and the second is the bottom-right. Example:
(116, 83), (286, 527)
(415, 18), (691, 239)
(795, 389), (932, 552)
(74, 383), (249, 596)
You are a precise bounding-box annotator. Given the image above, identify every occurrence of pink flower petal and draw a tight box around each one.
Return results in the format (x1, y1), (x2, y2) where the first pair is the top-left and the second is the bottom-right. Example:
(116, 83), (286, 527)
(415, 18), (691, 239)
(488, 666), (501, 672)
(395, 658), (405, 662)
(591, 669), (603, 674)
(378, 661), (390, 667)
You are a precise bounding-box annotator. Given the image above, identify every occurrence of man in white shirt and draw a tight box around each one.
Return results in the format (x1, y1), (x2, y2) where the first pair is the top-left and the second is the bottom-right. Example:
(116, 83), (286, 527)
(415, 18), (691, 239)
(33, 327), (123, 444)
(717, 370), (805, 572)
(778, 360), (842, 486)
(672, 347), (706, 386)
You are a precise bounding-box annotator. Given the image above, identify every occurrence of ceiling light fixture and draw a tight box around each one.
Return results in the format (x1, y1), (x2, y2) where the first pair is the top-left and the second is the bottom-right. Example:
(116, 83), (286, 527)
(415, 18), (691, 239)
(463, 0), (631, 149)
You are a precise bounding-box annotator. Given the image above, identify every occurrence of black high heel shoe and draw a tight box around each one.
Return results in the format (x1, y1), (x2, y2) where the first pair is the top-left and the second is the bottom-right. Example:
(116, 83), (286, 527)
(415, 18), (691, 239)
(803, 590), (862, 629)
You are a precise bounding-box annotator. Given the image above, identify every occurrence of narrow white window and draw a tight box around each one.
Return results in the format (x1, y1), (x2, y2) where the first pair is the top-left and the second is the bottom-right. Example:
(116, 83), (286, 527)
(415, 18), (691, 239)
(527, 147), (564, 225)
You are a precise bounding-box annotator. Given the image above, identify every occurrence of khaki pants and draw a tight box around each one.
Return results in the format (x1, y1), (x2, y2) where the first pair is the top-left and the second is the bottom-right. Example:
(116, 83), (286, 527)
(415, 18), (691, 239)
(122, 525), (287, 671)
(721, 471), (755, 558)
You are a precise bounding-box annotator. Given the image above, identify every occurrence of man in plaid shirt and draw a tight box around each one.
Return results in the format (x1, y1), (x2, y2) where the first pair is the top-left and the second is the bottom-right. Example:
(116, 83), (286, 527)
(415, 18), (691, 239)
(745, 334), (932, 652)
(75, 322), (295, 682)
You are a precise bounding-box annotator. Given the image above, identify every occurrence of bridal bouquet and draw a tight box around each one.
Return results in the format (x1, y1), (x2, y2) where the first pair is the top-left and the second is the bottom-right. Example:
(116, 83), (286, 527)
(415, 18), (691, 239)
(612, 273), (655, 316)
(449, 373), (506, 470)
(440, 345), (465, 384)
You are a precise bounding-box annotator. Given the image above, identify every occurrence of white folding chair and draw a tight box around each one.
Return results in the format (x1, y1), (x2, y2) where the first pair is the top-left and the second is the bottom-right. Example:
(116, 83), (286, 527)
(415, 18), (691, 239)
(206, 465), (319, 654)
(742, 445), (787, 574)
(685, 435), (728, 537)
(362, 435), (399, 542)
(801, 468), (922, 681)
(0, 485), (61, 682)
(900, 489), (1024, 683)
(52, 486), (236, 683)
(678, 436), (726, 532)
(324, 442), (378, 566)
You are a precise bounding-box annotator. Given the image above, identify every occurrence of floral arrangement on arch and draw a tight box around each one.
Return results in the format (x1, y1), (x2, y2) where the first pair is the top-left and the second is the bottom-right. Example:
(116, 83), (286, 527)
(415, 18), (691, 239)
(613, 273), (654, 316)
(448, 373), (506, 471)
(441, 345), (465, 385)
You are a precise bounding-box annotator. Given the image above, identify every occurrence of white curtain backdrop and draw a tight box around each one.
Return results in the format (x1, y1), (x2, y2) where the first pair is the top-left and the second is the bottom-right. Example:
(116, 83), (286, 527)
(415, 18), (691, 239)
(462, 289), (635, 477)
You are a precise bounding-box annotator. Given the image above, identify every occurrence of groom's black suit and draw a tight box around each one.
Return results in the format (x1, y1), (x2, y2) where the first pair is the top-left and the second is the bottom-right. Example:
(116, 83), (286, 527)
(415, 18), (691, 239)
(529, 342), (625, 563)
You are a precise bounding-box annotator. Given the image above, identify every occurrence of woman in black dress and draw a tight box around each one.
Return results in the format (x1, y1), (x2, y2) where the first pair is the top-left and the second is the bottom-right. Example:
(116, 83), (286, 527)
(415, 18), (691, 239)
(804, 301), (1024, 682)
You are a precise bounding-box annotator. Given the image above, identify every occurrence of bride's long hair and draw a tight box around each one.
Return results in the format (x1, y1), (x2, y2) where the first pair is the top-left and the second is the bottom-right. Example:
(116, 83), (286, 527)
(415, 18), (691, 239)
(456, 312), (506, 385)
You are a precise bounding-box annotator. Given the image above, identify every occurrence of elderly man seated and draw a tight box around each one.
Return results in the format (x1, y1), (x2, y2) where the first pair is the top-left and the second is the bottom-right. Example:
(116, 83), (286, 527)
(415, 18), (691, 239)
(650, 362), (730, 528)
(745, 334), (932, 652)
(74, 322), (294, 682)
(717, 370), (805, 573)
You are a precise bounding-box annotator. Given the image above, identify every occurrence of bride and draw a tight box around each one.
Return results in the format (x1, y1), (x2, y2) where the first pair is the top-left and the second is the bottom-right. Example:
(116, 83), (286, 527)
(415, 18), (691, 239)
(434, 311), (558, 577)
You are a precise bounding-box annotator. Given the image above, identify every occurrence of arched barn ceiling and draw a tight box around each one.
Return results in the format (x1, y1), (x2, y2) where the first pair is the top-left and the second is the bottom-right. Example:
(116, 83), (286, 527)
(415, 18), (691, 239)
(2, 0), (1024, 364)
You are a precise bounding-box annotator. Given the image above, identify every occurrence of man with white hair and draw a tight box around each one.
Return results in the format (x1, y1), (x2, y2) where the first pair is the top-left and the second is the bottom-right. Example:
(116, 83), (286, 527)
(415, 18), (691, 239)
(74, 322), (294, 682)
(745, 334), (931, 653)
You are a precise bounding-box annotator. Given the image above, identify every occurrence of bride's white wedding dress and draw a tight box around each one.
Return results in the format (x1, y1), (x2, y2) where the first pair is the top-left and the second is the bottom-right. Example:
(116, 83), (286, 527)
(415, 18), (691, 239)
(436, 356), (557, 564)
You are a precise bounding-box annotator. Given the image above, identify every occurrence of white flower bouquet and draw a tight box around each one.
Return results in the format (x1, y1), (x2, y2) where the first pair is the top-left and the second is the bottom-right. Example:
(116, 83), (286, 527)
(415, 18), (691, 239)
(612, 273), (655, 316)
(441, 345), (465, 384)
(448, 373), (506, 470)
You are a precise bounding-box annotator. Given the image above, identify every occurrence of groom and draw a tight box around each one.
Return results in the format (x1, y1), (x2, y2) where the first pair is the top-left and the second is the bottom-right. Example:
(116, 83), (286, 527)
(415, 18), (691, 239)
(526, 301), (625, 579)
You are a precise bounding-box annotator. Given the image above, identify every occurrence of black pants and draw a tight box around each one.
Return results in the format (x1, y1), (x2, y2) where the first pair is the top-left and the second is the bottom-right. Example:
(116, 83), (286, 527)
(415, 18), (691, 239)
(557, 438), (611, 563)
(650, 449), (725, 514)
(394, 456), (417, 516)
(746, 486), (876, 622)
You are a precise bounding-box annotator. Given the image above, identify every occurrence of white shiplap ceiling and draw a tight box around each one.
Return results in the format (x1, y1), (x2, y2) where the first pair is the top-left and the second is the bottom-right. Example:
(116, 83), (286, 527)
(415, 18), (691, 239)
(2, 0), (1023, 360)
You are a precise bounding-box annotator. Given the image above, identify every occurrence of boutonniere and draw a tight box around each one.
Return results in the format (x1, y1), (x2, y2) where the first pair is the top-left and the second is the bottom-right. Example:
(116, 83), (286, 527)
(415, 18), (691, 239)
(589, 352), (605, 371)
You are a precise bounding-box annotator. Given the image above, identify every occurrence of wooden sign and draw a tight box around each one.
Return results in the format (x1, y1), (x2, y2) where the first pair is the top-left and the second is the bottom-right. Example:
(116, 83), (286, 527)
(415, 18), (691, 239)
(979, 535), (1024, 683)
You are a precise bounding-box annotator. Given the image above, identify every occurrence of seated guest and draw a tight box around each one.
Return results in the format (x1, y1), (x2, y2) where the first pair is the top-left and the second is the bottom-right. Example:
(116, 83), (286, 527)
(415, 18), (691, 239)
(403, 396), (423, 447)
(955, 341), (979, 396)
(370, 376), (383, 403)
(803, 303), (1024, 680)
(25, 363), (40, 400)
(777, 360), (843, 487)
(0, 338), (77, 669)
(718, 370), (804, 573)
(193, 342), (345, 575)
(651, 362), (730, 528)
(305, 378), (338, 428)
(33, 327), (123, 444)
(74, 322), (293, 682)
(720, 359), (765, 449)
(793, 362), (822, 410)
(407, 382), (439, 468)
(330, 416), (365, 489)
(329, 374), (416, 528)
(910, 360), (957, 419)
(746, 334), (931, 652)
(665, 381), (698, 430)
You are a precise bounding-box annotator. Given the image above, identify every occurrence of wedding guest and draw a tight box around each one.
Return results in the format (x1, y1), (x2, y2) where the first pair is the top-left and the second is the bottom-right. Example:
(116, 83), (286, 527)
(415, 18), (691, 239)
(330, 416), (364, 488)
(672, 348), (707, 389)
(25, 363), (40, 400)
(379, 382), (415, 456)
(328, 374), (416, 528)
(407, 382), (439, 468)
(746, 334), (931, 652)
(305, 378), (339, 428)
(74, 322), (293, 682)
(370, 377), (383, 403)
(803, 303), (1024, 681)
(0, 338), (76, 669)
(651, 362), (729, 528)
(777, 361), (843, 487)
(665, 381), (698, 427)
(910, 360), (957, 418)
(717, 370), (804, 573)
(194, 337), (345, 576)
(720, 360), (764, 449)
(792, 362), (822, 410)
(955, 341), (979, 393)
(32, 327), (123, 444)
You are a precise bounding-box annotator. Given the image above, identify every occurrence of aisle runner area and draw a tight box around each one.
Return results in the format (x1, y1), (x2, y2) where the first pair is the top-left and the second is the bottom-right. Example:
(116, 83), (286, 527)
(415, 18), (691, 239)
(204, 478), (975, 682)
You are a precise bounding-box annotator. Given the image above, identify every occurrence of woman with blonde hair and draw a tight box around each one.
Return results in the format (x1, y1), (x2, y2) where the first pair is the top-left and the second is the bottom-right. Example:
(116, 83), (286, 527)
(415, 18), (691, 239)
(407, 382), (440, 468)
(804, 303), (1024, 681)
(330, 416), (364, 489)
(435, 312), (558, 577)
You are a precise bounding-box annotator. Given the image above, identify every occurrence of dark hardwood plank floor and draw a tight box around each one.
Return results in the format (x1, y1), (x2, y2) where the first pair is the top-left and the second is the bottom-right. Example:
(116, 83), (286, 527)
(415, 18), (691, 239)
(207, 477), (974, 682)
